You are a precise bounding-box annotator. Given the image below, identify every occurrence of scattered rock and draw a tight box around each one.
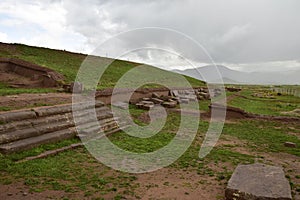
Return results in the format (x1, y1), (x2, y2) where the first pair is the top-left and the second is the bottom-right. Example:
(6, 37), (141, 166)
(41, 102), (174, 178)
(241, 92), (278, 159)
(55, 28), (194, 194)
(226, 87), (241, 92)
(136, 101), (154, 110)
(252, 92), (275, 99)
(284, 142), (297, 148)
(226, 163), (292, 200)
(140, 101), (154, 105)
(162, 101), (177, 108)
(112, 101), (128, 109)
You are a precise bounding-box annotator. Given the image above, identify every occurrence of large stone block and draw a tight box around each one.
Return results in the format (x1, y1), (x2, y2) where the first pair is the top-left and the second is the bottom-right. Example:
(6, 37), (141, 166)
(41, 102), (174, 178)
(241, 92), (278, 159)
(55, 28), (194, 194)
(226, 163), (292, 200)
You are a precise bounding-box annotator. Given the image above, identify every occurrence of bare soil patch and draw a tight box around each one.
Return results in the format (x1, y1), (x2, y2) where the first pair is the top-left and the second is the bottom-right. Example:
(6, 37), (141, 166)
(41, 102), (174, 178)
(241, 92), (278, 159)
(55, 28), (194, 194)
(0, 71), (43, 88)
(0, 182), (69, 200)
(134, 168), (225, 200)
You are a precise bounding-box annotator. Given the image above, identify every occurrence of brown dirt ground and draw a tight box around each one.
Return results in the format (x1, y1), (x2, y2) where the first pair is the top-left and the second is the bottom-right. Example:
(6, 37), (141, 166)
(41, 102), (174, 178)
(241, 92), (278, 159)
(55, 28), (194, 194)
(134, 168), (225, 200)
(0, 93), (72, 112)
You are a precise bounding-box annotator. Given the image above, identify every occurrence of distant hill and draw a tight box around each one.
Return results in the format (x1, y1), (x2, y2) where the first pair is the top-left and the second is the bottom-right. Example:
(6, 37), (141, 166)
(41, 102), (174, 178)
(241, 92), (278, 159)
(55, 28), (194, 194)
(174, 65), (300, 85)
(0, 42), (204, 89)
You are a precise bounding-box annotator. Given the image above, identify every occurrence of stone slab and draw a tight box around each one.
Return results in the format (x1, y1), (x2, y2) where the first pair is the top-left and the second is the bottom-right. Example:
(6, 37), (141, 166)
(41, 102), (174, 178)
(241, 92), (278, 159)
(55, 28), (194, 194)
(151, 98), (164, 104)
(226, 163), (292, 200)
(284, 142), (297, 148)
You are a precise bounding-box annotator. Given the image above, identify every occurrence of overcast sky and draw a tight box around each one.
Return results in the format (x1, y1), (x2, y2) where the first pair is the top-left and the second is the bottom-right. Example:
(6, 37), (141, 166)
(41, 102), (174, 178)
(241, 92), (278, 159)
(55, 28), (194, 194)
(0, 0), (300, 72)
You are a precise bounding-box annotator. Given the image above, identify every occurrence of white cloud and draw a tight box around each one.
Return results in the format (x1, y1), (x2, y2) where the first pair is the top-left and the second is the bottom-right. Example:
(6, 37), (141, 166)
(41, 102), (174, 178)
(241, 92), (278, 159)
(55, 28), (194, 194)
(0, 31), (8, 42)
(0, 0), (88, 52)
(225, 60), (300, 72)
(0, 0), (300, 72)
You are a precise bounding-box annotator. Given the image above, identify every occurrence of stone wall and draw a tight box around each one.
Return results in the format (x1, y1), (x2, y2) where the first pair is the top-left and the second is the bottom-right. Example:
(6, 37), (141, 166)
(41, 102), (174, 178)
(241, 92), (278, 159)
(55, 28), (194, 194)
(0, 58), (64, 87)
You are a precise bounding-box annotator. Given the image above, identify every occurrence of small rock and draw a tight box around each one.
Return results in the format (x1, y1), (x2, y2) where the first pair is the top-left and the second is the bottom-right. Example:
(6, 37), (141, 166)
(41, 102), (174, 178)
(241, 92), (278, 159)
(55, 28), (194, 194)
(284, 142), (297, 148)
(7, 193), (13, 196)
(136, 103), (143, 109)
(23, 192), (28, 196)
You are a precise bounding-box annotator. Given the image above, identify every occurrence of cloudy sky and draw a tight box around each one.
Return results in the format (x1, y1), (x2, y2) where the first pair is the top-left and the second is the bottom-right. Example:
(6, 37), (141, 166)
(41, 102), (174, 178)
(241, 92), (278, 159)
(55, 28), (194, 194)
(0, 0), (300, 72)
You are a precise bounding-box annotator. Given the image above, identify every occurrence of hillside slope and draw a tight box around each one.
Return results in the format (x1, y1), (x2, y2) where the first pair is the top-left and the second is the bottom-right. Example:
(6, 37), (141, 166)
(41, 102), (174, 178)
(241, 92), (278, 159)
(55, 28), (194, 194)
(0, 42), (204, 89)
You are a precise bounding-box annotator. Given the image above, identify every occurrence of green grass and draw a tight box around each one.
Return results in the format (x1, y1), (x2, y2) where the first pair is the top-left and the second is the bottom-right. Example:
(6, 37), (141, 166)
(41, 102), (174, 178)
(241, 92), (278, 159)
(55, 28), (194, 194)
(0, 82), (56, 96)
(223, 119), (300, 156)
(0, 137), (138, 198)
(229, 89), (300, 116)
(0, 148), (138, 198)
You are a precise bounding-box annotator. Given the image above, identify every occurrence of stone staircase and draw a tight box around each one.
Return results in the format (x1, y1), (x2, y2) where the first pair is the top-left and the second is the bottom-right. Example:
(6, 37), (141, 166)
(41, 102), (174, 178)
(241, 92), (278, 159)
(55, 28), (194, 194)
(0, 102), (124, 154)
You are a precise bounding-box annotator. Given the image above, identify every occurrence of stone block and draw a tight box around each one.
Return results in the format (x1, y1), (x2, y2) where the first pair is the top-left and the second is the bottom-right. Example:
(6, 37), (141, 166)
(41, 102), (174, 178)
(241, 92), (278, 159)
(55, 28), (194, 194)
(284, 142), (297, 148)
(152, 92), (160, 98)
(162, 101), (177, 108)
(226, 163), (292, 200)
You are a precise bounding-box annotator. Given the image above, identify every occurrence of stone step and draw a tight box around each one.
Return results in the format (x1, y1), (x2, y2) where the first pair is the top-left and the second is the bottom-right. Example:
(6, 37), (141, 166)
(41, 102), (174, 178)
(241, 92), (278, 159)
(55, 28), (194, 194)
(0, 113), (72, 135)
(0, 120), (75, 144)
(0, 102), (126, 154)
(0, 101), (104, 124)
(0, 110), (36, 123)
(33, 101), (104, 117)
(0, 128), (77, 154)
(79, 125), (130, 141)
(77, 118), (119, 134)
(0, 107), (112, 135)
(31, 106), (111, 128)
(0, 120), (33, 135)
(74, 109), (113, 126)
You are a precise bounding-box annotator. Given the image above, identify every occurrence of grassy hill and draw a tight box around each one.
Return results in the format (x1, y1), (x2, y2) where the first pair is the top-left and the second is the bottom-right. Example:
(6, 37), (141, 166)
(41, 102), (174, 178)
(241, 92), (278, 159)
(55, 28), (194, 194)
(0, 42), (205, 90)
